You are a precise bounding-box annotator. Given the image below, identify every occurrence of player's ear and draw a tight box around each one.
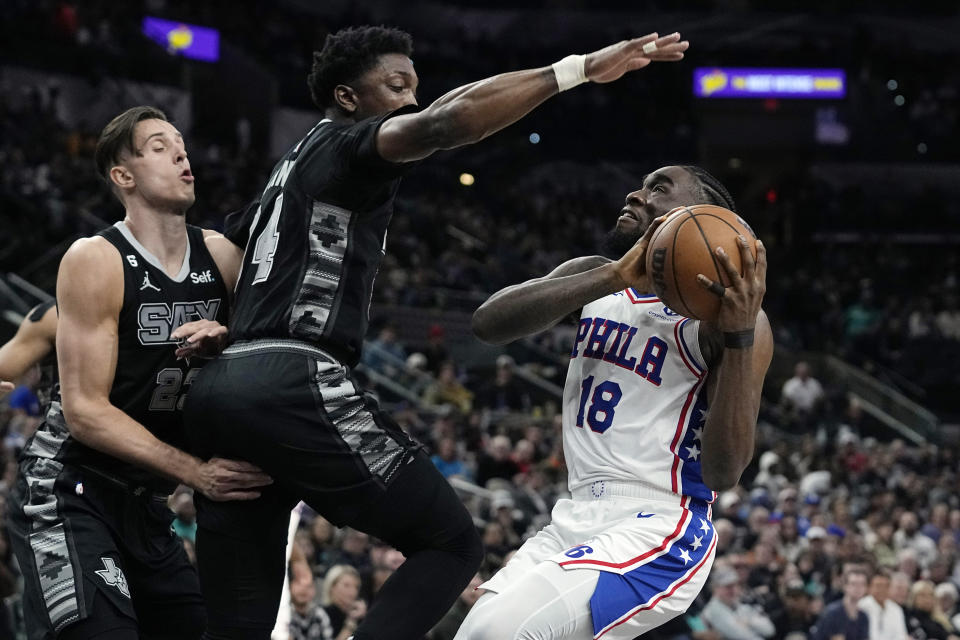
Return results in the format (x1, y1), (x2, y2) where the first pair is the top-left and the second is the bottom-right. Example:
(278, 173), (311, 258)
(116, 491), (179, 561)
(333, 84), (359, 114)
(109, 164), (135, 191)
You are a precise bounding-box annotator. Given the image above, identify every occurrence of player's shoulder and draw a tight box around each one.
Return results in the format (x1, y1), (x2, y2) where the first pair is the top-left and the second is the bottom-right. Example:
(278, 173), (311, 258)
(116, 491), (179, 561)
(58, 236), (124, 296)
(61, 235), (122, 270)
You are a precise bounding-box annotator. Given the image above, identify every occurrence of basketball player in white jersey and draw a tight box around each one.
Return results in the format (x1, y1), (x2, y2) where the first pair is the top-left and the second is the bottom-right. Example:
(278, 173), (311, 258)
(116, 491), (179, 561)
(457, 165), (772, 640)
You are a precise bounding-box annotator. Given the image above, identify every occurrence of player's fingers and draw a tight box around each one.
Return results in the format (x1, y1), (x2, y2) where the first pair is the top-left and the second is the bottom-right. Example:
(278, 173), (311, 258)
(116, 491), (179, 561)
(225, 472), (273, 488)
(650, 39), (689, 55)
(696, 274), (726, 299)
(631, 32), (659, 47)
(215, 458), (269, 474)
(738, 236), (756, 281)
(715, 246), (743, 285)
(170, 320), (210, 340)
(650, 52), (686, 62)
(755, 239), (768, 284)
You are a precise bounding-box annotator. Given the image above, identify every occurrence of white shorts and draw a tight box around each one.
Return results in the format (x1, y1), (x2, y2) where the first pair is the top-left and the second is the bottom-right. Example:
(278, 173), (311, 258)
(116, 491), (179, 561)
(479, 481), (717, 639)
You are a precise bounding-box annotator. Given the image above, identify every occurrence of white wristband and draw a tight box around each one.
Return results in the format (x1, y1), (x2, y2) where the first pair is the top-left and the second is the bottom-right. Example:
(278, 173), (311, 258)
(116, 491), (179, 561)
(552, 54), (587, 92)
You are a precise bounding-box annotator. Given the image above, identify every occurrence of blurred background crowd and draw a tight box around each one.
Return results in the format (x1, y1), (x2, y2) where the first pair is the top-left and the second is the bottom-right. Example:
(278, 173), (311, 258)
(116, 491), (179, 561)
(1, 1), (959, 639)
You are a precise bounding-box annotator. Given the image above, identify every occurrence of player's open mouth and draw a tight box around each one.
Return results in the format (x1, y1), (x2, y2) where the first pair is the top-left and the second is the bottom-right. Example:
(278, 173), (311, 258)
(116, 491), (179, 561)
(180, 169), (194, 183)
(619, 208), (640, 222)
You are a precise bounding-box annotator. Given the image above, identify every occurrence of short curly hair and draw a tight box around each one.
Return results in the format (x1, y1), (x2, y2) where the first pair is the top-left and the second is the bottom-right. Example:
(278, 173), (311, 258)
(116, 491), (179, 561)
(307, 25), (413, 111)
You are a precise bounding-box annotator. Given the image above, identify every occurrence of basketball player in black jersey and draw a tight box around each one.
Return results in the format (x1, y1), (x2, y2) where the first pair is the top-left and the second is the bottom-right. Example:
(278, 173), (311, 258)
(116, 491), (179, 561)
(184, 25), (690, 640)
(0, 300), (57, 410)
(7, 106), (271, 640)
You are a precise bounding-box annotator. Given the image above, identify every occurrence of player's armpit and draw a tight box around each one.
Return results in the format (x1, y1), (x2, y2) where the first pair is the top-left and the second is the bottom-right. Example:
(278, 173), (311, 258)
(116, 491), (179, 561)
(0, 303), (57, 383)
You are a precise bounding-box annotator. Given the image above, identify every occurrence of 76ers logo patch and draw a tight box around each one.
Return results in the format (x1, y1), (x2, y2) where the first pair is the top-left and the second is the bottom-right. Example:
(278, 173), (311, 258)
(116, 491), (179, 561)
(95, 557), (130, 598)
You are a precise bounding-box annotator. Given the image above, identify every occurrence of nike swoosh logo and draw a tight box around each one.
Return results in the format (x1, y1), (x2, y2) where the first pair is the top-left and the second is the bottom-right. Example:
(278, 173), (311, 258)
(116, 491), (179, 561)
(637, 512), (654, 518)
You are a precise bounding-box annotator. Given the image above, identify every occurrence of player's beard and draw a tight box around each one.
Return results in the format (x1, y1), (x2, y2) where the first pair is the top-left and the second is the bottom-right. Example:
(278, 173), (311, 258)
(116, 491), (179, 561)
(601, 225), (643, 259)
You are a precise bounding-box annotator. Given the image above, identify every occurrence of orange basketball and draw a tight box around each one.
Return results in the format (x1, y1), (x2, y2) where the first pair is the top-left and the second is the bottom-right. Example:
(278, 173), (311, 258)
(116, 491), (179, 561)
(645, 205), (758, 322)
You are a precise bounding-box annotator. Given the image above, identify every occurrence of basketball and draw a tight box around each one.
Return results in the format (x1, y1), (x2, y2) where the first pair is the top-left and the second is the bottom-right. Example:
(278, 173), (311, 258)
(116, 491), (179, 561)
(645, 205), (758, 322)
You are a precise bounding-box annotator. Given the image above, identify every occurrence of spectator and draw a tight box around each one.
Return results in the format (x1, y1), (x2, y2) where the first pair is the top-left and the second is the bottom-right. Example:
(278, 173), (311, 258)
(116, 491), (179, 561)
(290, 564), (335, 640)
(781, 362), (825, 429)
(858, 570), (909, 640)
(934, 582), (960, 633)
(423, 361), (474, 414)
(771, 579), (816, 640)
(701, 564), (776, 639)
(326, 529), (372, 575)
(428, 574), (484, 640)
(431, 436), (471, 480)
(321, 565), (367, 640)
(475, 435), (520, 488)
(890, 572), (914, 608)
(895, 512), (939, 569)
(811, 566), (870, 640)
(937, 296), (960, 340)
(420, 324), (451, 376)
(474, 355), (529, 413)
(361, 323), (407, 378)
(905, 580), (960, 640)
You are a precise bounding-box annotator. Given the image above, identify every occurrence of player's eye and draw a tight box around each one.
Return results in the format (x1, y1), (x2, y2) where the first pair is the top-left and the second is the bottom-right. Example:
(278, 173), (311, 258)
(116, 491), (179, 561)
(652, 184), (666, 193)
(388, 85), (404, 93)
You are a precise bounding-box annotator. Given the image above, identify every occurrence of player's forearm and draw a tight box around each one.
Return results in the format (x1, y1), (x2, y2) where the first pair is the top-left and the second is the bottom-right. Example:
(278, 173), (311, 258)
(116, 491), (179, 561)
(700, 348), (760, 491)
(472, 262), (624, 345)
(427, 67), (559, 150)
(63, 400), (202, 488)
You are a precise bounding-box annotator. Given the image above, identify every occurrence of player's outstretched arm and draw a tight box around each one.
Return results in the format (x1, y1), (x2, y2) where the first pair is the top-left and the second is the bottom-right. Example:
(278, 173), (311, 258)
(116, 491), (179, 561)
(696, 238), (773, 491)
(377, 32), (689, 163)
(473, 215), (668, 345)
(56, 238), (272, 501)
(0, 302), (57, 393)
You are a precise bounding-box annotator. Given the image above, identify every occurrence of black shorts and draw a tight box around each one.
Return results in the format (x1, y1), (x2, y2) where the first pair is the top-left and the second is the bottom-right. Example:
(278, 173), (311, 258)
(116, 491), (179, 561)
(184, 339), (422, 532)
(7, 460), (204, 639)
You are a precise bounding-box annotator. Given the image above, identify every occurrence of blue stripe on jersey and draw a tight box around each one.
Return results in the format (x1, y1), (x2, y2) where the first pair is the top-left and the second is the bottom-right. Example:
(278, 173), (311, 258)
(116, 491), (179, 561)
(677, 387), (713, 503)
(590, 512), (716, 637)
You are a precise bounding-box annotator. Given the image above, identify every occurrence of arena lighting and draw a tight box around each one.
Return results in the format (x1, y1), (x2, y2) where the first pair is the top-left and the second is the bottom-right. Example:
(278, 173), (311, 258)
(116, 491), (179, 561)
(459, 173), (475, 186)
(142, 16), (220, 62)
(694, 67), (845, 99)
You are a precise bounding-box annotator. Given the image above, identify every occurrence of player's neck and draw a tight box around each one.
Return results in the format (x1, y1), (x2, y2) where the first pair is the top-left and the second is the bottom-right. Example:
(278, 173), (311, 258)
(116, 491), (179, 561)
(121, 209), (188, 278)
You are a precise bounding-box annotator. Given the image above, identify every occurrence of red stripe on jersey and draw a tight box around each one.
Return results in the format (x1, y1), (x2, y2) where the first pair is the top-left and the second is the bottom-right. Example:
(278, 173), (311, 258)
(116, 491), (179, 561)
(595, 533), (718, 639)
(558, 507), (690, 569)
(625, 289), (660, 304)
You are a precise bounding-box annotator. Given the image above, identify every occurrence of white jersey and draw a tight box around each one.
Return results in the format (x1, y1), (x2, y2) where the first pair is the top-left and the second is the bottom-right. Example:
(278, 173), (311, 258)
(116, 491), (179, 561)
(562, 288), (716, 509)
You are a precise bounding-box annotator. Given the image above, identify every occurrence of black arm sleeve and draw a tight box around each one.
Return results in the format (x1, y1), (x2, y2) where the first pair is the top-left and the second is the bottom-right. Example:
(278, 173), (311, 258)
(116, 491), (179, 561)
(222, 199), (261, 249)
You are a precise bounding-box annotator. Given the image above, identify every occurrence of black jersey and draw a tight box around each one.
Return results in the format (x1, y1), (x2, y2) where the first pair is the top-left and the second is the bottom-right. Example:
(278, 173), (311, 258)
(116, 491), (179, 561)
(229, 107), (416, 366)
(21, 222), (228, 492)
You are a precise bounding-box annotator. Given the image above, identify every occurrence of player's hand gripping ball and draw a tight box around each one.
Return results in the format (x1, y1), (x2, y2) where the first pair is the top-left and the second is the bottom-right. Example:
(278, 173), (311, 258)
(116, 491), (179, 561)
(644, 205), (758, 322)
